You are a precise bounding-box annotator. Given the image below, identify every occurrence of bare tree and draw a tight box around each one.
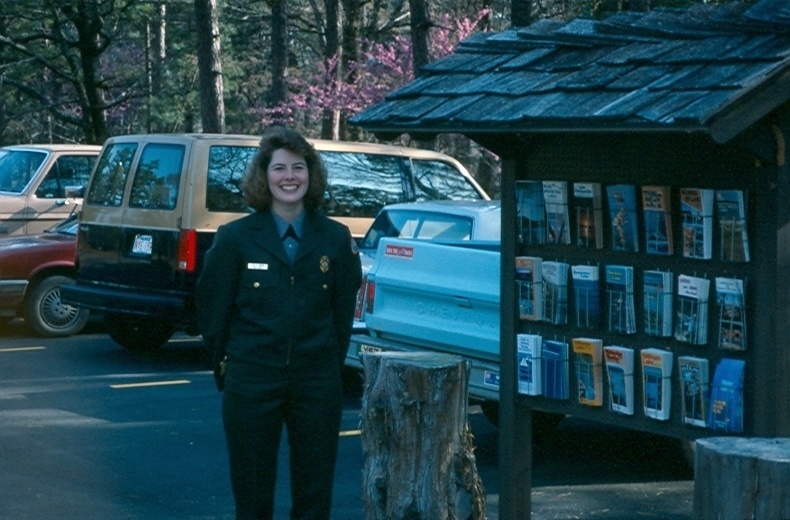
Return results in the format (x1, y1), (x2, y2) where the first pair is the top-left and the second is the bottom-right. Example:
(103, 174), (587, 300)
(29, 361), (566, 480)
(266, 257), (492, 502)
(0, 1), (118, 143)
(195, 0), (226, 133)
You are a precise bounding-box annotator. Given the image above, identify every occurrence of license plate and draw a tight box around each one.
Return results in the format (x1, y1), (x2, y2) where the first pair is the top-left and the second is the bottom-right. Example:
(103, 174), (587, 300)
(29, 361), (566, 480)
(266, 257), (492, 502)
(358, 344), (382, 359)
(132, 234), (153, 255)
(484, 370), (500, 388)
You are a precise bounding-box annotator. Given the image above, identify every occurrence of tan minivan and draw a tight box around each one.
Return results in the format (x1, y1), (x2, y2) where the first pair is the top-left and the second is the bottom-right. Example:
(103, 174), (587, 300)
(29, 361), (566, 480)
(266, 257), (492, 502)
(62, 133), (488, 350)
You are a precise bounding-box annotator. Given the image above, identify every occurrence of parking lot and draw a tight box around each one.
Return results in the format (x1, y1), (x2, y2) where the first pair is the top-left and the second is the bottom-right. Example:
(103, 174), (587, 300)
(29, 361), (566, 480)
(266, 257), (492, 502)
(0, 320), (694, 519)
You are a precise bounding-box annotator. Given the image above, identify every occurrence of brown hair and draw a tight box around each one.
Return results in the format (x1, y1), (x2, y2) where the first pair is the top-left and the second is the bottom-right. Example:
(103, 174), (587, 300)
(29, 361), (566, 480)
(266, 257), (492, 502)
(242, 126), (327, 212)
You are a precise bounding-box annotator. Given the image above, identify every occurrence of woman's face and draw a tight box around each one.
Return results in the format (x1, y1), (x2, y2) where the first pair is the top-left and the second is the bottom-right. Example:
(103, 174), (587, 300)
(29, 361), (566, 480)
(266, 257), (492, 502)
(267, 148), (309, 210)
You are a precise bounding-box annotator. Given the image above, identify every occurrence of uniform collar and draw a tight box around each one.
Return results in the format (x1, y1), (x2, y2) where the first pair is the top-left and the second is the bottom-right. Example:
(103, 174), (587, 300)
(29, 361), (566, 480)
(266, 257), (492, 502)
(246, 210), (325, 266)
(271, 210), (306, 240)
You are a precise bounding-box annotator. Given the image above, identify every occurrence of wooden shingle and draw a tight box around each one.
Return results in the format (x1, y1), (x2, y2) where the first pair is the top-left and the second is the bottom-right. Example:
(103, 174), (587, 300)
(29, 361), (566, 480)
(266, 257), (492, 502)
(351, 0), (790, 145)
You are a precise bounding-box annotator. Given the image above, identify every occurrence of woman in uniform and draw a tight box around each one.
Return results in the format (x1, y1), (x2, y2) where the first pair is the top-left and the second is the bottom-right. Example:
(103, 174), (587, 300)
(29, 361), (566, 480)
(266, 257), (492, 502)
(196, 126), (362, 520)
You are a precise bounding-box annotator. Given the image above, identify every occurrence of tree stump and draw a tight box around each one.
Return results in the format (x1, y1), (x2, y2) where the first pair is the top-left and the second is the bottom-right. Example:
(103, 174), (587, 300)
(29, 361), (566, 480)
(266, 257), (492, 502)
(693, 437), (790, 520)
(360, 351), (486, 520)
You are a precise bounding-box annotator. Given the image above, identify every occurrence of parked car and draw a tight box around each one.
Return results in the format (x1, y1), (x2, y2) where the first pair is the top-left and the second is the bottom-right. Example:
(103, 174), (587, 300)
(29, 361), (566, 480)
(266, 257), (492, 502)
(61, 133), (489, 351)
(356, 199), (501, 272)
(352, 199), (501, 332)
(0, 215), (89, 337)
(0, 144), (101, 237)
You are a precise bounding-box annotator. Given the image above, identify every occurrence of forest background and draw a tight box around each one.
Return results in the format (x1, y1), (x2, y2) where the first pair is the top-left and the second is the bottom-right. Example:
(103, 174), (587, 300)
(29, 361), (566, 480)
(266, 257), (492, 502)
(0, 0), (729, 196)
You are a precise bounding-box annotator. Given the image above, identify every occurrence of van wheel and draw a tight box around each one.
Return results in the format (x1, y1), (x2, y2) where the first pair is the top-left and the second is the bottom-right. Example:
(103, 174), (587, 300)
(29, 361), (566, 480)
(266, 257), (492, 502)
(25, 275), (90, 338)
(105, 313), (174, 352)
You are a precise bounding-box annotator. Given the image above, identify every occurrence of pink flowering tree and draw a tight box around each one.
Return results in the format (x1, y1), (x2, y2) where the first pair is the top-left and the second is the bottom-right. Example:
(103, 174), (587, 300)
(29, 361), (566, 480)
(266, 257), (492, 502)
(254, 11), (490, 135)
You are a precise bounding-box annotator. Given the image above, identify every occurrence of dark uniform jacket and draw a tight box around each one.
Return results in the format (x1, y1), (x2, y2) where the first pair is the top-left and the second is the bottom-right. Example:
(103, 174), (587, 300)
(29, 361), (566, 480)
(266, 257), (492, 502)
(195, 210), (362, 396)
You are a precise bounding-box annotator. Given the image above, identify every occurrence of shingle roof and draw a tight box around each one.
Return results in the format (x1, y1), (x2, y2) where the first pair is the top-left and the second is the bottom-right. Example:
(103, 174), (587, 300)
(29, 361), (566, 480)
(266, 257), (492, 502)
(350, 0), (790, 145)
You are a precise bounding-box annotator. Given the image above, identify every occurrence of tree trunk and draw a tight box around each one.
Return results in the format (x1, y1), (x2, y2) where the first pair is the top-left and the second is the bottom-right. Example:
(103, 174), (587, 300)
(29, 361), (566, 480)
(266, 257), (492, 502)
(194, 0), (225, 133)
(630, 0), (652, 12)
(408, 0), (431, 76)
(321, 0), (340, 140)
(511, 0), (534, 27)
(693, 437), (790, 520)
(153, 1), (167, 93)
(340, 0), (361, 140)
(69, 0), (109, 144)
(361, 351), (486, 520)
(147, 1), (167, 133)
(268, 0), (288, 108)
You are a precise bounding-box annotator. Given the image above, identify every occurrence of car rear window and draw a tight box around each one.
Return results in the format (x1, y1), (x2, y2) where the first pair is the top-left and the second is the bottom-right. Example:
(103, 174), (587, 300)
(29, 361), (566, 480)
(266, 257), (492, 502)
(359, 209), (474, 251)
(86, 143), (138, 206)
(129, 143), (185, 210)
(205, 145), (258, 213)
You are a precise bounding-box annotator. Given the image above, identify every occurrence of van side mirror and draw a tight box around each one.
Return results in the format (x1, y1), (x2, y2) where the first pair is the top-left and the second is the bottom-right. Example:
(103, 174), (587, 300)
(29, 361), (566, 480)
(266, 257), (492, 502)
(64, 185), (85, 198)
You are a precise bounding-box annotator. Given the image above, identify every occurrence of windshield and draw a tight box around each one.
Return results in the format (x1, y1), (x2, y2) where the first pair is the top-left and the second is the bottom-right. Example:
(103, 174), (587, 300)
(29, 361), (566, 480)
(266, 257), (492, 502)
(0, 149), (47, 194)
(45, 215), (79, 236)
(359, 209), (474, 252)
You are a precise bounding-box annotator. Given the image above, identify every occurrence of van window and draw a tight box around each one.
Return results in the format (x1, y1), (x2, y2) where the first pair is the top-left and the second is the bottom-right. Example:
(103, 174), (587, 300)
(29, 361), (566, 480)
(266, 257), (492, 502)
(320, 151), (411, 218)
(412, 159), (482, 201)
(206, 145), (258, 212)
(35, 155), (95, 199)
(87, 143), (138, 206)
(0, 150), (46, 194)
(129, 144), (185, 210)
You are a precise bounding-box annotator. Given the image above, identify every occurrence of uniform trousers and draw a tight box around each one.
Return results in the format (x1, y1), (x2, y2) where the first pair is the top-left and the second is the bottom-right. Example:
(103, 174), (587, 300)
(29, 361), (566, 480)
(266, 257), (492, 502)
(222, 361), (343, 520)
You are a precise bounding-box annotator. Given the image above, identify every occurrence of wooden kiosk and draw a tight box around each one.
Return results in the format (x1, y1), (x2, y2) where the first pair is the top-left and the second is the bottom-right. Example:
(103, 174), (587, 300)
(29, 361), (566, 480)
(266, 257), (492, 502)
(351, 2), (790, 518)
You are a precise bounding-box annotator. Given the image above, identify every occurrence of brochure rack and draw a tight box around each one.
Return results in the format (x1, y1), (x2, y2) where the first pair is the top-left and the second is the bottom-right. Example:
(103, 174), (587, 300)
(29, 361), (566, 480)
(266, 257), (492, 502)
(500, 132), (790, 444)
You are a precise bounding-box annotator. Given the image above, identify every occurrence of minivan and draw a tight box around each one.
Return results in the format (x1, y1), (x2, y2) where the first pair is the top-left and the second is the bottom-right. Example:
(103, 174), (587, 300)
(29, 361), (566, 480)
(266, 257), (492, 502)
(61, 133), (488, 351)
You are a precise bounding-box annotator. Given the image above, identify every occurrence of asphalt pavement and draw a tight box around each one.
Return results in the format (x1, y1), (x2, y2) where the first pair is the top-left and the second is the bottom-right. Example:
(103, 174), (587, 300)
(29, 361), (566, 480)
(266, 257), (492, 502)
(0, 320), (694, 519)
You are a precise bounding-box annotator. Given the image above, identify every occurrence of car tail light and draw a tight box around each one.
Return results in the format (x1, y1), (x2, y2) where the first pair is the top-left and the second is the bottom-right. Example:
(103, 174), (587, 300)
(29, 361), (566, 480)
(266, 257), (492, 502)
(353, 276), (368, 321)
(364, 277), (376, 315)
(178, 229), (197, 272)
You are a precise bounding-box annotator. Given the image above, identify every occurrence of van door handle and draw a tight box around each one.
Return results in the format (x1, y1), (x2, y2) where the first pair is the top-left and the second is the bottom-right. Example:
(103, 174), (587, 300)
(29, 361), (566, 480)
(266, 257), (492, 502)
(454, 296), (472, 309)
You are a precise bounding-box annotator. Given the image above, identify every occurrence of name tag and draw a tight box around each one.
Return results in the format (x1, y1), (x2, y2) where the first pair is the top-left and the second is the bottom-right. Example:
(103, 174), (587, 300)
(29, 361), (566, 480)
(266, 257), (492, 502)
(247, 263), (269, 270)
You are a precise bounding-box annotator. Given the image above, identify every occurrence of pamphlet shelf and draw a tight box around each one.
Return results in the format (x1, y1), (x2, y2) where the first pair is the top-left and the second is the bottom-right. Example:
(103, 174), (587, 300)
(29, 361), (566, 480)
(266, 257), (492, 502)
(505, 133), (780, 441)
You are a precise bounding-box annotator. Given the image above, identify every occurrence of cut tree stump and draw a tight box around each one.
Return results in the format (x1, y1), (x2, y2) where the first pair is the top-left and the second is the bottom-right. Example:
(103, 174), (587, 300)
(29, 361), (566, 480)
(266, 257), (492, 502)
(693, 437), (790, 520)
(360, 351), (486, 520)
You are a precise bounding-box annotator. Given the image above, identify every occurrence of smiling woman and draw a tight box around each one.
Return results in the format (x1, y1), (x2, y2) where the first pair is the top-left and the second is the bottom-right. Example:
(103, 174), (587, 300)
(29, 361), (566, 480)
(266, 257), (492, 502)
(196, 126), (362, 520)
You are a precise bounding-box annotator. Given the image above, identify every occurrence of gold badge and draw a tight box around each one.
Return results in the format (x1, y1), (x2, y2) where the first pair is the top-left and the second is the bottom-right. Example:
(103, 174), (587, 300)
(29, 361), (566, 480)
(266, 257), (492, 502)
(320, 255), (330, 273)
